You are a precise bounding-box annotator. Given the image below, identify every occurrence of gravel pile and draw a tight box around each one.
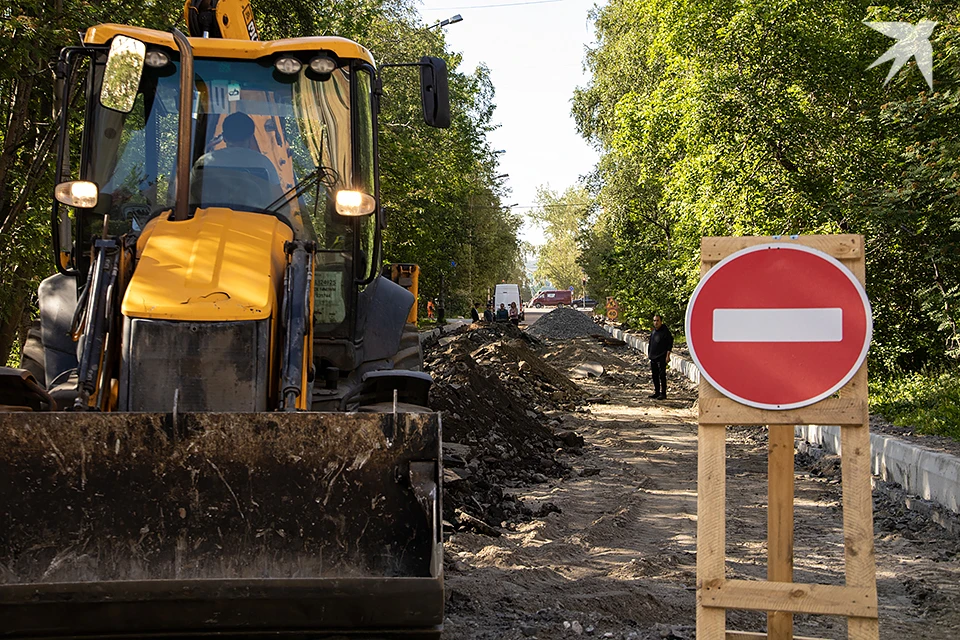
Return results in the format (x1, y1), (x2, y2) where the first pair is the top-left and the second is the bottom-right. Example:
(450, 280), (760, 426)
(423, 325), (586, 533)
(527, 307), (605, 340)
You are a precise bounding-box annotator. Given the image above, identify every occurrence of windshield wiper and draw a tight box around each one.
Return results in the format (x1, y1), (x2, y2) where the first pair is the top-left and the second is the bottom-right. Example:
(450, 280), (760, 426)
(266, 166), (339, 213)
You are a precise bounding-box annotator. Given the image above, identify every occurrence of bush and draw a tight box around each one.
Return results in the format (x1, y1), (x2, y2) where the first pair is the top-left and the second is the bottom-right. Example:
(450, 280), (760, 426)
(869, 372), (960, 441)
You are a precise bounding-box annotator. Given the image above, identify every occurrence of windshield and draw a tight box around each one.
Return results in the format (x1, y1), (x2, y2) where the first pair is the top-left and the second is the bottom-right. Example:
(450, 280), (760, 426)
(82, 51), (379, 334)
(85, 54), (376, 254)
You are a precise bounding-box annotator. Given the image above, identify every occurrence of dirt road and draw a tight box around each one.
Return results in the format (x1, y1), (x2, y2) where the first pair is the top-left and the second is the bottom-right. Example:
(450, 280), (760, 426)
(438, 330), (960, 639)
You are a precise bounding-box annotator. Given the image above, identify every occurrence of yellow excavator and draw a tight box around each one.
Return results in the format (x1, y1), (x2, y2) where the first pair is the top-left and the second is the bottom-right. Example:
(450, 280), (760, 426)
(0, 0), (448, 636)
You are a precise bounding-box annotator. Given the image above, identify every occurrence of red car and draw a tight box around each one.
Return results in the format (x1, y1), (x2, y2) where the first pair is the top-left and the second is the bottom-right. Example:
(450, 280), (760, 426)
(530, 290), (573, 308)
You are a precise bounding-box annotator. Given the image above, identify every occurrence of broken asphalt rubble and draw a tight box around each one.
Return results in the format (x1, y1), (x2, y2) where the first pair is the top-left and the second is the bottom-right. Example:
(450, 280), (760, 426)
(423, 320), (588, 534)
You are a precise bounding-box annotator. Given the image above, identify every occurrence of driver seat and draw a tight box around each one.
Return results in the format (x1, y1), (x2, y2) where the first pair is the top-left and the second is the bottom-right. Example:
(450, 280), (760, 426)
(191, 164), (276, 209)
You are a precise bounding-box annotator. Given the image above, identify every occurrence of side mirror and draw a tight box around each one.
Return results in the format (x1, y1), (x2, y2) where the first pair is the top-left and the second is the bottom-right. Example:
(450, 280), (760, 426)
(101, 35), (145, 113)
(419, 56), (450, 129)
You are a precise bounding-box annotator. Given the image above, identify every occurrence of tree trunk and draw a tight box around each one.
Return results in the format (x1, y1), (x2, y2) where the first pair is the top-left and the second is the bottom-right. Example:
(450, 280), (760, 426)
(0, 294), (27, 367)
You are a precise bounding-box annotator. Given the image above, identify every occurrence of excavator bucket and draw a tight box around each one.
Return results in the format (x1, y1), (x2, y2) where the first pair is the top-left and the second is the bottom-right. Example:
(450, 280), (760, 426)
(0, 411), (442, 638)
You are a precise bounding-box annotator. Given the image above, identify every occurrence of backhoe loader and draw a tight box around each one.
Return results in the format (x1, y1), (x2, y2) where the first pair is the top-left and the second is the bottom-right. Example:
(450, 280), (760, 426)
(0, 1), (449, 636)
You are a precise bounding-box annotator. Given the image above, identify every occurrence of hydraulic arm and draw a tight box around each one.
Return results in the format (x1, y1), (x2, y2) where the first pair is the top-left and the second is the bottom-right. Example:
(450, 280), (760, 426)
(185, 0), (259, 40)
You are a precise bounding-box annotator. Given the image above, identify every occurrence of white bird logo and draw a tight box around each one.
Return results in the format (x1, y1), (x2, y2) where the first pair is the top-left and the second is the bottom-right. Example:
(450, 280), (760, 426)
(864, 20), (937, 90)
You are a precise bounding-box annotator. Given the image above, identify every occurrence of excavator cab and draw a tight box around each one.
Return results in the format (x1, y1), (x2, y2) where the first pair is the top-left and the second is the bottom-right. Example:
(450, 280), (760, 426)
(0, 21), (449, 639)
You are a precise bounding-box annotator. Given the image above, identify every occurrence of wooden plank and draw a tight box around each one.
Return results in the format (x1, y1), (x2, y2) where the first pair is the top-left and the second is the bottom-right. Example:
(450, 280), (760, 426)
(841, 418), (880, 640)
(697, 363), (868, 425)
(725, 631), (830, 640)
(701, 235), (863, 263)
(767, 425), (795, 640)
(699, 395), (867, 426)
(845, 254), (866, 284)
(700, 580), (877, 618)
(697, 424), (727, 640)
(840, 365), (867, 398)
(840, 399), (875, 588)
(847, 617), (880, 640)
(699, 371), (868, 401)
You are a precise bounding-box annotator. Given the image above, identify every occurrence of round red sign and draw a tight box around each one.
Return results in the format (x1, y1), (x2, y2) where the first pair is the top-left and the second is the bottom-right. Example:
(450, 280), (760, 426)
(685, 243), (872, 410)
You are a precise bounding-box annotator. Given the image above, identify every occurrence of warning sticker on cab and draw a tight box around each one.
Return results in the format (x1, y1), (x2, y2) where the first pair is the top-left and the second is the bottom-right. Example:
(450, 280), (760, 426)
(315, 270), (345, 324)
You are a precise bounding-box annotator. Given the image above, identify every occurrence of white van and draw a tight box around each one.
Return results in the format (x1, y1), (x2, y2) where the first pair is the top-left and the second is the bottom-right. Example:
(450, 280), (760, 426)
(494, 284), (524, 321)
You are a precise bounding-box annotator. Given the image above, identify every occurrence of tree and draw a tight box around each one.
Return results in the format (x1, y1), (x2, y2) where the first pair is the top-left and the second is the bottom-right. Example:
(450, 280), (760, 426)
(360, 8), (523, 314)
(573, 0), (960, 366)
(530, 185), (591, 291)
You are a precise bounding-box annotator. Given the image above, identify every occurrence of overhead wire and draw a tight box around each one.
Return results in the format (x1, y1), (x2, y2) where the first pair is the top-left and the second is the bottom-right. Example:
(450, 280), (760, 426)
(424, 0), (567, 10)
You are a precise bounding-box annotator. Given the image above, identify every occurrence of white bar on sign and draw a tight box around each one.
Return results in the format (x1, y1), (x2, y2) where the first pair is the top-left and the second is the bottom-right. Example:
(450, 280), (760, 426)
(712, 308), (843, 342)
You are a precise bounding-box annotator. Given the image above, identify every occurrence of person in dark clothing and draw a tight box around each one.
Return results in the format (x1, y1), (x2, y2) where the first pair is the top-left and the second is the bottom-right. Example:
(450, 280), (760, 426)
(483, 303), (494, 323)
(470, 302), (481, 323)
(495, 303), (509, 322)
(647, 314), (673, 399)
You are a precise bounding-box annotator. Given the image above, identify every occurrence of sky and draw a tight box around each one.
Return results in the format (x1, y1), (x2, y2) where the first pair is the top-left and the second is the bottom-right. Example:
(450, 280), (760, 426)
(416, 0), (602, 248)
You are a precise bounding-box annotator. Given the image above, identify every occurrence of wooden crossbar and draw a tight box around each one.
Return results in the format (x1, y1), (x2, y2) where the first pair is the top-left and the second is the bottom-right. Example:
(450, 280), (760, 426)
(700, 579), (877, 617)
(699, 393), (867, 426)
(725, 632), (831, 640)
(695, 236), (879, 640)
(700, 235), (863, 264)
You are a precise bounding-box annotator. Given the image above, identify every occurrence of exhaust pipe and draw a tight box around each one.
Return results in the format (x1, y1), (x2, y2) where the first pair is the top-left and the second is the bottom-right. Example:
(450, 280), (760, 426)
(172, 29), (194, 222)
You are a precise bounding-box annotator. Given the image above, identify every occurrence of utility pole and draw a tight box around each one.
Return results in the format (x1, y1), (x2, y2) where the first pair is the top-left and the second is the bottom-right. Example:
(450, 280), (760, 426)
(438, 270), (446, 323)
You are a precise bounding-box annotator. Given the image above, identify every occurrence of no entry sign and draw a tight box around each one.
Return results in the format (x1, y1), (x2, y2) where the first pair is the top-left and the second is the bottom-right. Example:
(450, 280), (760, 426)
(685, 243), (872, 410)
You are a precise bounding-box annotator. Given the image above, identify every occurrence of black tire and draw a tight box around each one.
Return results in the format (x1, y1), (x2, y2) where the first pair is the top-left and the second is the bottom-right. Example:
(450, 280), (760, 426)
(20, 320), (45, 385)
(393, 322), (423, 372)
(534, 303), (543, 309)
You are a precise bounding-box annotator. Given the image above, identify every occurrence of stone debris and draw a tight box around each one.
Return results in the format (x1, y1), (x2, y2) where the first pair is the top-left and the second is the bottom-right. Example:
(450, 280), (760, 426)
(424, 323), (586, 532)
(571, 362), (604, 378)
(527, 307), (606, 340)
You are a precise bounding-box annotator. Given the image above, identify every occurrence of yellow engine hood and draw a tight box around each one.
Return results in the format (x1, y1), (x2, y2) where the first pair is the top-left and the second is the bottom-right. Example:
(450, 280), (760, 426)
(122, 208), (293, 321)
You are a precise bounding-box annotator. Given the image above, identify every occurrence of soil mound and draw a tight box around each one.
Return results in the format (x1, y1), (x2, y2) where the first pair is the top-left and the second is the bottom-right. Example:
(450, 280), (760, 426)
(541, 339), (630, 369)
(424, 325), (585, 532)
(527, 307), (604, 340)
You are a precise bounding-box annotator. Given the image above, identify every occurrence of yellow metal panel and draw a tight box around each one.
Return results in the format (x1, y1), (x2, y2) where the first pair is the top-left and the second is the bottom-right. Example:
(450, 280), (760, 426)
(388, 263), (420, 324)
(122, 208), (293, 321)
(84, 24), (376, 66)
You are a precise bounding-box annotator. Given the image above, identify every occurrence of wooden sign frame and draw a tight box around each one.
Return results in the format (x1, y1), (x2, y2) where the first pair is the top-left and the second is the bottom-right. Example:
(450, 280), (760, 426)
(696, 235), (878, 640)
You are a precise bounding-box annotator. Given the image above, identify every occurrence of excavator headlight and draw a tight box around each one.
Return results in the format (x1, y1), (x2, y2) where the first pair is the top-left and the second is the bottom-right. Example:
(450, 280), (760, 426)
(55, 181), (99, 209)
(309, 55), (337, 74)
(335, 190), (376, 216)
(144, 50), (170, 68)
(274, 56), (302, 75)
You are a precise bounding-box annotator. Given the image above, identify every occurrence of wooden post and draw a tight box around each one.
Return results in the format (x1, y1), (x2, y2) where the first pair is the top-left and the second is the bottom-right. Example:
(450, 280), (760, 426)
(697, 424), (727, 639)
(841, 418), (880, 640)
(694, 235), (878, 640)
(767, 425), (795, 640)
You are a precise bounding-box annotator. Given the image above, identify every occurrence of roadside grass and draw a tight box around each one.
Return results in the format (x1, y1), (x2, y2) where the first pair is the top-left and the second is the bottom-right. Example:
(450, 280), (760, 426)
(869, 371), (960, 441)
(416, 318), (440, 330)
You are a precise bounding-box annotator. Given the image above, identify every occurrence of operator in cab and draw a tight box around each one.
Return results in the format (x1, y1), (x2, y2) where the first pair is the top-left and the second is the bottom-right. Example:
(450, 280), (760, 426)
(191, 112), (283, 211)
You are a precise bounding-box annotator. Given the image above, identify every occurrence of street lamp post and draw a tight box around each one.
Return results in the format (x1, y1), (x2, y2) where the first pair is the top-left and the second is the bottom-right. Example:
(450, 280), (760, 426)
(426, 14), (463, 30)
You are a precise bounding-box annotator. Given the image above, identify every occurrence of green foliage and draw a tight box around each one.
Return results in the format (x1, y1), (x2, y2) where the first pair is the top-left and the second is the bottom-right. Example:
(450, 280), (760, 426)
(574, 0), (960, 371)
(531, 186), (591, 291)
(368, 15), (522, 316)
(870, 372), (960, 440)
(0, 0), (176, 363)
